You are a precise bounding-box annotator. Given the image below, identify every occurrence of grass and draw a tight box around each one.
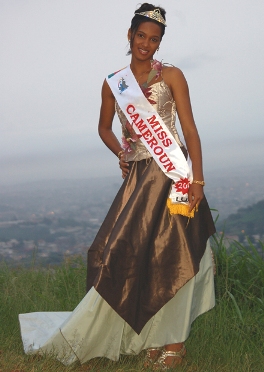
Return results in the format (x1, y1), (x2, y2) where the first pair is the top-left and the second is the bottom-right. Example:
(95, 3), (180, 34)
(0, 238), (264, 372)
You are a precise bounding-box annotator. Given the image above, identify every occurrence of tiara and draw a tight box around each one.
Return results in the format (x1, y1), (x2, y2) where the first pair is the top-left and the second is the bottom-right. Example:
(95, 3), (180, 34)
(135, 9), (167, 27)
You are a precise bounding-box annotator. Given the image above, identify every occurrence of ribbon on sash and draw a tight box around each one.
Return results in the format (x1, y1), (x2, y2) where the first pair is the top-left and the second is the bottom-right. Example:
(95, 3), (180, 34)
(107, 65), (195, 218)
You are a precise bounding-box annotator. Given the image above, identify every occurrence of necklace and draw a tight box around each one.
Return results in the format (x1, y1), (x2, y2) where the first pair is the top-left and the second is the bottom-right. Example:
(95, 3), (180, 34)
(130, 63), (152, 84)
(135, 69), (152, 84)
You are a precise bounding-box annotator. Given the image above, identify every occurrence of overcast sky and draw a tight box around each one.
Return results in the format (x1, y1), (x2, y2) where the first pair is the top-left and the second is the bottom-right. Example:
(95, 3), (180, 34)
(0, 0), (263, 185)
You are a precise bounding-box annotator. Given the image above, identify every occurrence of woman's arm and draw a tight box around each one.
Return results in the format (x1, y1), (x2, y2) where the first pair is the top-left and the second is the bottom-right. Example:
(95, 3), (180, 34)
(163, 67), (205, 212)
(98, 80), (129, 178)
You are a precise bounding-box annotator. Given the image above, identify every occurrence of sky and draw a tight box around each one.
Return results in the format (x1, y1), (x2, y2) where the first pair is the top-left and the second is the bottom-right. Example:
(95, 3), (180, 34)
(0, 0), (263, 185)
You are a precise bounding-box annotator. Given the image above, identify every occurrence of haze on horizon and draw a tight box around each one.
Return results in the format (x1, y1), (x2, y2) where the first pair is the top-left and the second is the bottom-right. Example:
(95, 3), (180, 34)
(0, 0), (263, 185)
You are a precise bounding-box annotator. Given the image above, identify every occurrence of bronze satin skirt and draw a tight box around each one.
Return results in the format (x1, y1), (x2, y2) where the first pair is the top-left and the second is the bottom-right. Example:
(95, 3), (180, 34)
(87, 158), (215, 334)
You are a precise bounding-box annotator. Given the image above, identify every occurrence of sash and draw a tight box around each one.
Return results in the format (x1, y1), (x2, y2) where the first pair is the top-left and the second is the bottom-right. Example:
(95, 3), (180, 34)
(107, 65), (194, 218)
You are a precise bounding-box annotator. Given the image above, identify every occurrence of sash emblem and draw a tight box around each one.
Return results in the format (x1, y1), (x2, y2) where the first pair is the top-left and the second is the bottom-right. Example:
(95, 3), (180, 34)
(118, 78), (129, 94)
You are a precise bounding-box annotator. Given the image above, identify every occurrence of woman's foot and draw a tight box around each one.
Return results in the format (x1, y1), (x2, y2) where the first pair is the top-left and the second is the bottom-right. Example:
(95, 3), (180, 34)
(153, 343), (186, 370)
(143, 347), (162, 368)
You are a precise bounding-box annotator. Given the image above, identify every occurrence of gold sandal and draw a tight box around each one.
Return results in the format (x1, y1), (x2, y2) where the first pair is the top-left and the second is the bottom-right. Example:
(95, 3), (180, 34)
(152, 344), (186, 370)
(143, 347), (162, 368)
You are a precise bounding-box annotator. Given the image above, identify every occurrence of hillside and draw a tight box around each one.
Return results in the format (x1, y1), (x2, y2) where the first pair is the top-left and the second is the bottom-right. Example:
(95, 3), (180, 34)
(217, 199), (264, 239)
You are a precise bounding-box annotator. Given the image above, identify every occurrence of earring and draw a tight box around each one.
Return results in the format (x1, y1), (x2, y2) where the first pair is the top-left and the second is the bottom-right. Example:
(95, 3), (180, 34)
(156, 47), (160, 53)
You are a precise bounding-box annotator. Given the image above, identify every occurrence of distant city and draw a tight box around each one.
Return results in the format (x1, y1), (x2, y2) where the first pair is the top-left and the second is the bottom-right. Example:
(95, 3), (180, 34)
(0, 165), (263, 265)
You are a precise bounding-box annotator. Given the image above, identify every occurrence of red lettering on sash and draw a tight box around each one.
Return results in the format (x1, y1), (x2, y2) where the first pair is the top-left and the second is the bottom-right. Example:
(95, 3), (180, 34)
(142, 129), (152, 139)
(147, 137), (158, 148)
(162, 138), (172, 148)
(147, 115), (160, 129)
(135, 119), (147, 132)
(159, 153), (169, 163)
(164, 161), (176, 172)
(126, 109), (176, 171)
(154, 125), (163, 133)
(147, 115), (171, 147)
(127, 104), (135, 114)
(153, 146), (163, 155)
(130, 113), (139, 122)
(157, 131), (167, 140)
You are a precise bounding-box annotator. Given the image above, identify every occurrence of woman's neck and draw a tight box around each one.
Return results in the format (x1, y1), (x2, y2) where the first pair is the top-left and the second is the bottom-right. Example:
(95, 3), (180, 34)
(130, 58), (153, 76)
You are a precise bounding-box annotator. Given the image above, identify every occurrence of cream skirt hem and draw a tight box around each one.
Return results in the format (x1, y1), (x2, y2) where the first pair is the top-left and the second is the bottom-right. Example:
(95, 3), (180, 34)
(19, 242), (215, 365)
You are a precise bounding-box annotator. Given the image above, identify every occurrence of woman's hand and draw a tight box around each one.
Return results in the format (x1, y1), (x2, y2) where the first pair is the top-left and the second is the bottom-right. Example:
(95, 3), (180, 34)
(119, 154), (130, 179)
(188, 183), (204, 212)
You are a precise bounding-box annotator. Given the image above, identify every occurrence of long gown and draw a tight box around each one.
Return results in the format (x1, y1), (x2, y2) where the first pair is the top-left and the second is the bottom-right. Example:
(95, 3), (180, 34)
(19, 79), (216, 366)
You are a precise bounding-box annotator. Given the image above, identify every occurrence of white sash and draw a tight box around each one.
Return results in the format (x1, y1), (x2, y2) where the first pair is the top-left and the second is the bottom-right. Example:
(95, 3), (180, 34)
(107, 65), (194, 217)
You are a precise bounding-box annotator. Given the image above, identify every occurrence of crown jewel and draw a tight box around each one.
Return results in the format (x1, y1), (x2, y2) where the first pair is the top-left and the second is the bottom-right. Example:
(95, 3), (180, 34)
(135, 9), (167, 27)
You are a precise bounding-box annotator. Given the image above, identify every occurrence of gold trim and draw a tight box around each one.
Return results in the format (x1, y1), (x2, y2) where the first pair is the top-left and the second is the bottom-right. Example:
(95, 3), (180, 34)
(167, 199), (195, 218)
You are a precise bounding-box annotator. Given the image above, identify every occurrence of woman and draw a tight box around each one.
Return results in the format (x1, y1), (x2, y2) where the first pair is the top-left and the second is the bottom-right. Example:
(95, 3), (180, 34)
(19, 3), (215, 370)
(86, 2), (215, 369)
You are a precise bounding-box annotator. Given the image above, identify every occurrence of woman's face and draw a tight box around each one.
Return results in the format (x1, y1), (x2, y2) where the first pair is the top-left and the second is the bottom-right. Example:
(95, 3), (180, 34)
(128, 21), (162, 61)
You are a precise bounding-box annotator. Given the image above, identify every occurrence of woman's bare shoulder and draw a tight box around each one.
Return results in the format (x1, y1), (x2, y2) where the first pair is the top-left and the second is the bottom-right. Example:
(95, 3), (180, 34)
(162, 66), (189, 95)
(101, 78), (115, 99)
(162, 65), (186, 82)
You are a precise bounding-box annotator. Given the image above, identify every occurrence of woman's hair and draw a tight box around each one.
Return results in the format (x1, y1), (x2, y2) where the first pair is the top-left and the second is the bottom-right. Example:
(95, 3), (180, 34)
(127, 3), (166, 55)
